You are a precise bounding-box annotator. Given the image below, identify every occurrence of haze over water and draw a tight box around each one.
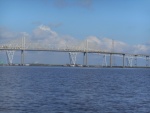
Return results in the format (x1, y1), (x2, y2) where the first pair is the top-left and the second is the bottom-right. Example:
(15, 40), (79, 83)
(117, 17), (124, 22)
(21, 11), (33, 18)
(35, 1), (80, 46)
(0, 66), (150, 113)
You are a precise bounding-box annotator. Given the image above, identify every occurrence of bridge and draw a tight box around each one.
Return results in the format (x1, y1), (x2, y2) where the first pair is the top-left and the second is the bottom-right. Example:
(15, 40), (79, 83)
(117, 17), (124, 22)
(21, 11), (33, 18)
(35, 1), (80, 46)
(0, 37), (150, 68)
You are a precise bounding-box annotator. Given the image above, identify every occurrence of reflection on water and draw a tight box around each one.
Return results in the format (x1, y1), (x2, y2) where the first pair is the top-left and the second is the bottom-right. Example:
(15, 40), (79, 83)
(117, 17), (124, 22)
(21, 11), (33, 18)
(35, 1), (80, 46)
(0, 67), (150, 113)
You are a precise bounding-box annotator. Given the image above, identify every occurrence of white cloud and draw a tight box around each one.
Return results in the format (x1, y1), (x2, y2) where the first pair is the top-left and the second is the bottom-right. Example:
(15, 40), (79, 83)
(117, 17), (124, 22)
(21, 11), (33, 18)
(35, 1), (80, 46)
(33, 25), (58, 39)
(133, 44), (149, 54)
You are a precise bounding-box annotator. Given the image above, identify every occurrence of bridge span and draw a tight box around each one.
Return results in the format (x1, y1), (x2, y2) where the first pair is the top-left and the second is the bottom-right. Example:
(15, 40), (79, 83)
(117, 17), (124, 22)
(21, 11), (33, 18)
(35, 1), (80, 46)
(0, 38), (150, 68)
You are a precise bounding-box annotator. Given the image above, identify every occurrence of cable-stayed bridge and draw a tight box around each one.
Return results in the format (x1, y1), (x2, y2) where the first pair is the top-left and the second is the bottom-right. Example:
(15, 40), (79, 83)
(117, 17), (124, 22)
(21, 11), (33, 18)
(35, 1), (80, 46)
(0, 37), (150, 68)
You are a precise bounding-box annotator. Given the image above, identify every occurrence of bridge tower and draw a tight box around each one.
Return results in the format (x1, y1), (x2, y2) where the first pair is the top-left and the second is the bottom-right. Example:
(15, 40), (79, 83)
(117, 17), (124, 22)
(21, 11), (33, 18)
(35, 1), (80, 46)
(83, 39), (88, 66)
(112, 39), (115, 66)
(21, 37), (25, 65)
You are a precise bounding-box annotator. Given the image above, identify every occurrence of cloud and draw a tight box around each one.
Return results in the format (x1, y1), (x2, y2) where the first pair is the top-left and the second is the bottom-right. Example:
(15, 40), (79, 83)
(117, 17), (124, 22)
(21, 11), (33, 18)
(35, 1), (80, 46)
(1, 24), (150, 54)
(32, 25), (58, 40)
(133, 44), (149, 54)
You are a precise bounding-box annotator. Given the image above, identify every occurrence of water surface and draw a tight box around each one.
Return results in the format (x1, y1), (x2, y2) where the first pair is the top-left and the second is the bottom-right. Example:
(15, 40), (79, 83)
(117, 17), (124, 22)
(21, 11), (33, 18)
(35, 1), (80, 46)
(0, 67), (150, 113)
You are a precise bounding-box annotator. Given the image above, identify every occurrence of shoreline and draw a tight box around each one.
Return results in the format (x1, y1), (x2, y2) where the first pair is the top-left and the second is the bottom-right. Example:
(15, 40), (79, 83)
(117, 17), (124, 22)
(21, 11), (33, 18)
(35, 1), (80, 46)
(0, 64), (150, 68)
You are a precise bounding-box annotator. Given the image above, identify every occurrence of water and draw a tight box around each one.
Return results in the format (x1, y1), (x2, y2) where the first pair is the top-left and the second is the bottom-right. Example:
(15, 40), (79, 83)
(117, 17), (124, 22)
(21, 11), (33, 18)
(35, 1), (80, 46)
(0, 67), (150, 113)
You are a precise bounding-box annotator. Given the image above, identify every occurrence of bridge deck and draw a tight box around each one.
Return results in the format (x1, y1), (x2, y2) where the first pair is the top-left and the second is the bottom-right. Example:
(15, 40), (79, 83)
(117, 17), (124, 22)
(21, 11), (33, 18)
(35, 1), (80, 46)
(0, 48), (150, 57)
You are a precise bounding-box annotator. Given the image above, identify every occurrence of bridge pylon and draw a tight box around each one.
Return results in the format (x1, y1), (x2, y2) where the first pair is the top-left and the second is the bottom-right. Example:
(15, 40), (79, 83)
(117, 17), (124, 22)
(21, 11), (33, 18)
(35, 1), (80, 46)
(69, 52), (78, 66)
(102, 54), (107, 67)
(126, 56), (133, 67)
(134, 55), (137, 67)
(146, 56), (149, 67)
(83, 52), (88, 66)
(6, 50), (15, 65)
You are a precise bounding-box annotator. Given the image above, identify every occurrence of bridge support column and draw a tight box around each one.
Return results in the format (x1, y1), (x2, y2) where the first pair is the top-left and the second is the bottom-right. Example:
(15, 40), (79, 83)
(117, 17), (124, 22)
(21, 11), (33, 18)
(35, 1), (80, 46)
(134, 55), (137, 67)
(123, 54), (125, 68)
(21, 50), (24, 66)
(83, 52), (87, 66)
(102, 54), (107, 67)
(69, 53), (72, 64)
(146, 56), (149, 67)
(110, 54), (112, 67)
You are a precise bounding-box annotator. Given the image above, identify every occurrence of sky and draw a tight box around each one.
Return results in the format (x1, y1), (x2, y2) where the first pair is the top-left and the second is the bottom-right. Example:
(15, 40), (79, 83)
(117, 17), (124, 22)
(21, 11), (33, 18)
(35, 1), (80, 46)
(0, 0), (150, 64)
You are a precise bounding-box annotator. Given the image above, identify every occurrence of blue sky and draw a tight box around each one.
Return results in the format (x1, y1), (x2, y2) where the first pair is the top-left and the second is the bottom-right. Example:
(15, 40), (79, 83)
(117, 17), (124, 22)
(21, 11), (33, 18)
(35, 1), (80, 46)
(0, 0), (150, 65)
(0, 0), (150, 45)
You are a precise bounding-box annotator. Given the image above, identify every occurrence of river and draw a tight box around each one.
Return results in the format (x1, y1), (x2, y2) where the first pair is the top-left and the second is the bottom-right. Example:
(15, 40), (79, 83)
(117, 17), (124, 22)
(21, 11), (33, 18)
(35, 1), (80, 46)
(0, 66), (150, 113)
